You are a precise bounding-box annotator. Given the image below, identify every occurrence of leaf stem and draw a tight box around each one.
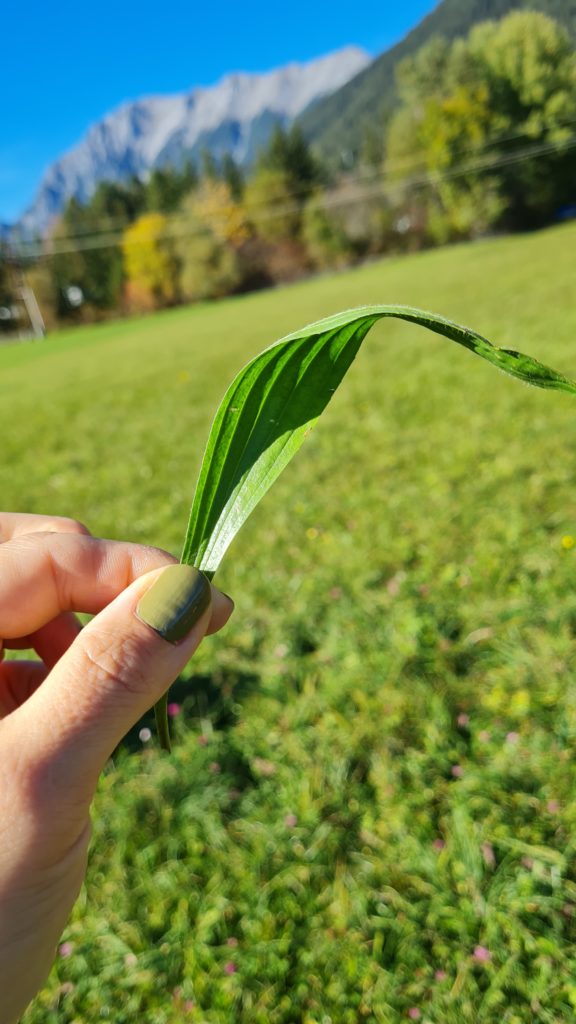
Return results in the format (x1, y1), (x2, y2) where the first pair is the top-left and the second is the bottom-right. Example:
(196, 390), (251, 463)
(153, 566), (216, 750)
(154, 693), (172, 752)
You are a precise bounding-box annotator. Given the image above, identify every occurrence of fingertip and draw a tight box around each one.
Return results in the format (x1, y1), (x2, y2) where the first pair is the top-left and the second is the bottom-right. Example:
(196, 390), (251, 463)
(206, 587), (234, 635)
(135, 564), (212, 645)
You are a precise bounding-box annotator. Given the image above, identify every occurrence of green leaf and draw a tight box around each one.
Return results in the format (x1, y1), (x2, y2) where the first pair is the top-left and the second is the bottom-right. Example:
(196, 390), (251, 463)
(181, 304), (576, 574)
(155, 304), (576, 749)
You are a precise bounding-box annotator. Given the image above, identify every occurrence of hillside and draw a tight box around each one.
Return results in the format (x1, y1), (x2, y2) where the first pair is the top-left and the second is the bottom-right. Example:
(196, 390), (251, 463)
(299, 0), (576, 166)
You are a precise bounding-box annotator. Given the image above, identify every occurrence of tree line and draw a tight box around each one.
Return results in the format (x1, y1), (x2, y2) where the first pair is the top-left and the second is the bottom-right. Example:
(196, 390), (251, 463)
(4, 11), (576, 332)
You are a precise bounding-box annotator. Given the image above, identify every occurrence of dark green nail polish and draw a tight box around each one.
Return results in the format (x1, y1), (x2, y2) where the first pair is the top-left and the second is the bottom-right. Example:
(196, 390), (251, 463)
(136, 564), (211, 644)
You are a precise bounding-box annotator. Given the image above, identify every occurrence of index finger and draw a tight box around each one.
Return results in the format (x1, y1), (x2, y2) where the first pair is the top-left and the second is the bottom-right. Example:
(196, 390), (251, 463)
(0, 531), (177, 639)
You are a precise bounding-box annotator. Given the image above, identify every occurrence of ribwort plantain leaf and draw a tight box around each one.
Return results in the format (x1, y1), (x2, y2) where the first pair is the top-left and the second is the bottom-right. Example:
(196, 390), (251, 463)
(154, 304), (576, 749)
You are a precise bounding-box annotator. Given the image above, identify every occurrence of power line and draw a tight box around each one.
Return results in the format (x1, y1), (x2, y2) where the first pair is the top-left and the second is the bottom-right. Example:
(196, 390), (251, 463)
(8, 130), (576, 259)
(17, 111), (576, 245)
(9, 111), (576, 251)
(10, 110), (576, 255)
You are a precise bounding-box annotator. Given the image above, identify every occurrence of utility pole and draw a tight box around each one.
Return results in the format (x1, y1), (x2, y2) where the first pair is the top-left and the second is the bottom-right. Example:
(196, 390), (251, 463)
(19, 282), (45, 338)
(0, 242), (46, 340)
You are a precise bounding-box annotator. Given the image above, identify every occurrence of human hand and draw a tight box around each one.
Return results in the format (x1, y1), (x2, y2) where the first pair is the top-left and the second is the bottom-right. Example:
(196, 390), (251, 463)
(0, 513), (233, 1024)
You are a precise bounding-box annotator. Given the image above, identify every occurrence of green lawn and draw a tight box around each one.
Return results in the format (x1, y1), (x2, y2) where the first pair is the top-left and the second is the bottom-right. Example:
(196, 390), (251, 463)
(7, 223), (576, 1022)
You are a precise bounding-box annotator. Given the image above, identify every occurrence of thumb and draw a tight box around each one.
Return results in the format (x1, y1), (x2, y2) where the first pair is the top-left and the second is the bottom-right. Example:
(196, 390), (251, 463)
(15, 564), (233, 798)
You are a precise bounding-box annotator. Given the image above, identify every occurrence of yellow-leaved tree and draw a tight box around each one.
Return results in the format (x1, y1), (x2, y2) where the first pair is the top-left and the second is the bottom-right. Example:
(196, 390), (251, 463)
(122, 213), (177, 310)
(176, 182), (249, 301)
(190, 180), (249, 246)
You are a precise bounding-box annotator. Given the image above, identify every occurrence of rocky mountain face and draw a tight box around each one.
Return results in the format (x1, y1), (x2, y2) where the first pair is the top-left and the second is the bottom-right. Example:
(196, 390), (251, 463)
(21, 47), (370, 234)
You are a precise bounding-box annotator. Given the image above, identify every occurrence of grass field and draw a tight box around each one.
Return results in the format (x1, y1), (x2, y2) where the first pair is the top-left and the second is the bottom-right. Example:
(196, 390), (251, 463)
(5, 223), (576, 1022)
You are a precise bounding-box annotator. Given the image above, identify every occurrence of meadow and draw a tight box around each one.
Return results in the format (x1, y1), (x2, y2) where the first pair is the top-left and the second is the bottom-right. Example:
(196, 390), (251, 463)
(4, 222), (576, 1023)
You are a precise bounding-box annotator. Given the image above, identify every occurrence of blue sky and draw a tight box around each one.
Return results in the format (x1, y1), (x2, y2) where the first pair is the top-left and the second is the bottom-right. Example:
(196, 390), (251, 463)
(0, 0), (437, 222)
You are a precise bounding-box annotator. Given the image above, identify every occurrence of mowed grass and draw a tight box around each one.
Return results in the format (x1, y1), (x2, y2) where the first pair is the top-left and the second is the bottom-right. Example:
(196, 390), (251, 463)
(6, 222), (576, 1023)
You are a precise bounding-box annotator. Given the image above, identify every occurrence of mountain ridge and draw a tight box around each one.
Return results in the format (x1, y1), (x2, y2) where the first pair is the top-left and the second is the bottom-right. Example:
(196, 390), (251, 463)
(21, 46), (370, 234)
(19, 0), (576, 234)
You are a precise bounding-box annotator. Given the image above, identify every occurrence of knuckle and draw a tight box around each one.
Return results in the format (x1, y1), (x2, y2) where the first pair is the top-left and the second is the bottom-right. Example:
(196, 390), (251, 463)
(27, 516), (91, 538)
(80, 629), (150, 700)
(50, 515), (91, 536)
(130, 544), (176, 575)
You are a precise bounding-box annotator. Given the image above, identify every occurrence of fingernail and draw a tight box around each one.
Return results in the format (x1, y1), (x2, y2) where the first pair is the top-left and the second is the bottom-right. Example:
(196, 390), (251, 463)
(136, 565), (211, 645)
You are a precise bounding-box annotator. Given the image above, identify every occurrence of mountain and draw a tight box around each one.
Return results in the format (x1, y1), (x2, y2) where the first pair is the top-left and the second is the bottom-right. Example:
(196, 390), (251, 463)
(298, 0), (576, 167)
(21, 47), (370, 234)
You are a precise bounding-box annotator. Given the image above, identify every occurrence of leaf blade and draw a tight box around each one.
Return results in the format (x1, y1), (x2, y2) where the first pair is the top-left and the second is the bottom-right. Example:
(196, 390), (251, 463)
(155, 304), (576, 750)
(181, 304), (576, 575)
